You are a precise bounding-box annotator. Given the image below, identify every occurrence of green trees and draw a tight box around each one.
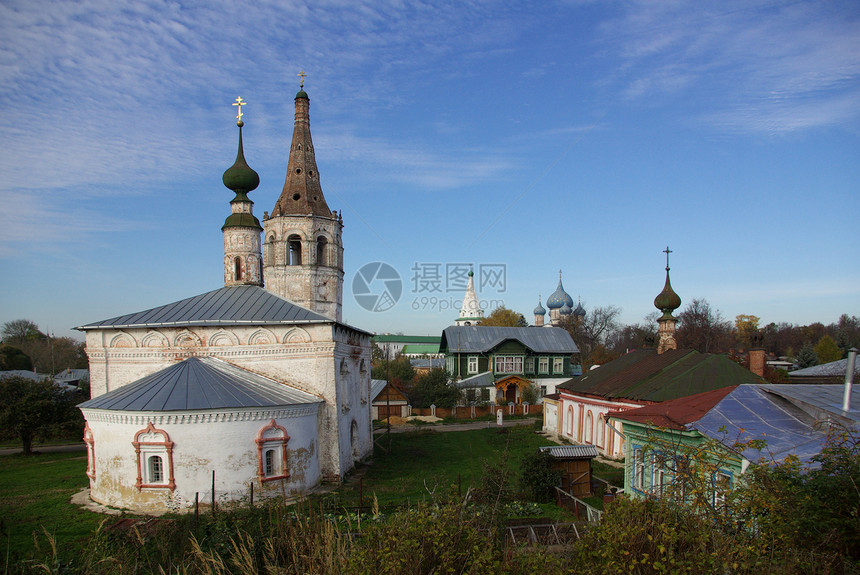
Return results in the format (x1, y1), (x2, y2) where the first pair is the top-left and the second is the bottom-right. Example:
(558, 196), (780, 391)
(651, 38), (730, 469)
(815, 334), (843, 364)
(796, 341), (818, 368)
(408, 368), (459, 408)
(518, 450), (561, 503)
(479, 306), (528, 327)
(0, 375), (84, 454)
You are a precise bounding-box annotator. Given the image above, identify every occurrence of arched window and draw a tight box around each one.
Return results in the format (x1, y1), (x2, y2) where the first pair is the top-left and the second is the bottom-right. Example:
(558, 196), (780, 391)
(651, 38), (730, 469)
(288, 235), (302, 265)
(234, 257), (242, 281)
(350, 420), (359, 458)
(585, 411), (593, 444)
(256, 420), (290, 482)
(567, 406), (574, 436)
(133, 422), (175, 491)
(265, 235), (275, 266)
(316, 236), (327, 266)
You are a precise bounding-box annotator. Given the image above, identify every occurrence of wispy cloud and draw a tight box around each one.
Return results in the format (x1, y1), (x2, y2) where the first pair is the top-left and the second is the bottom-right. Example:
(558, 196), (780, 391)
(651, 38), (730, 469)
(596, 0), (860, 132)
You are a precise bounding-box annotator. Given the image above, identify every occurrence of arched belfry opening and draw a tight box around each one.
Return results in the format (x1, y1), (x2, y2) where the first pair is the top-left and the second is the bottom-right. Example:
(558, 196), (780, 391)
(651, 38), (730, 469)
(288, 235), (302, 266)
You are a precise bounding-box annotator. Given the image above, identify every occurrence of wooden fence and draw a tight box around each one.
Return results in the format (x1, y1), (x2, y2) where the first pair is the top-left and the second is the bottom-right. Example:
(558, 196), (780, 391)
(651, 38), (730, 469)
(410, 403), (543, 419)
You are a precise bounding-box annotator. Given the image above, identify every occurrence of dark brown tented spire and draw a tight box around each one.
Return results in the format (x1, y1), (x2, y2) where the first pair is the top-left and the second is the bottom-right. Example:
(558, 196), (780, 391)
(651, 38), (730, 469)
(271, 87), (333, 218)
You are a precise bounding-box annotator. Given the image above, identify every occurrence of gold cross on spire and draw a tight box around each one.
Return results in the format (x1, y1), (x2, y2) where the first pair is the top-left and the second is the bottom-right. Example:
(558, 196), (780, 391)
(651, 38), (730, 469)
(664, 246), (672, 270)
(298, 70), (307, 88)
(232, 97), (246, 124)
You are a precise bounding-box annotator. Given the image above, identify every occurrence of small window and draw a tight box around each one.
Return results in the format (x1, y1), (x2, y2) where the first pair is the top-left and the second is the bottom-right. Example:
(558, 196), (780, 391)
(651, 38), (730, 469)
(468, 356), (478, 374)
(553, 357), (564, 374)
(148, 455), (164, 483)
(264, 449), (276, 477)
(634, 449), (645, 490)
(480, 388), (490, 401)
(466, 389), (476, 403)
(256, 420), (290, 482)
(540, 385), (547, 397)
(539, 357), (549, 374)
(234, 257), (242, 281)
(567, 406), (574, 436)
(525, 357), (534, 373)
(133, 422), (175, 491)
(714, 472), (732, 509)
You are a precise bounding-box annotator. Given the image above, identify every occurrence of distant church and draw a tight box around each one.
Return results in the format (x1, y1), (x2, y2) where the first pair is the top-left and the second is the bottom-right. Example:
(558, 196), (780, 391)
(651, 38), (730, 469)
(533, 271), (585, 327)
(77, 82), (372, 514)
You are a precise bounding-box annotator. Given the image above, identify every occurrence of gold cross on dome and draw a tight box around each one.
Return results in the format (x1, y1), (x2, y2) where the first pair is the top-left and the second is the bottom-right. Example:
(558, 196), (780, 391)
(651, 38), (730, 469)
(232, 97), (246, 122)
(298, 70), (307, 88)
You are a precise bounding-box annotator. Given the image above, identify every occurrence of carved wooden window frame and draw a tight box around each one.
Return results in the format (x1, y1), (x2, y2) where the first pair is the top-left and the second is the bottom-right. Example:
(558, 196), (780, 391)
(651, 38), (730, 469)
(256, 419), (290, 483)
(133, 422), (175, 491)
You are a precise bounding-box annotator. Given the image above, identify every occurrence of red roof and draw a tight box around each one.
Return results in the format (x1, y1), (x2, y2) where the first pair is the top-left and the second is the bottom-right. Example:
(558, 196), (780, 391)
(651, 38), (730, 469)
(607, 385), (737, 430)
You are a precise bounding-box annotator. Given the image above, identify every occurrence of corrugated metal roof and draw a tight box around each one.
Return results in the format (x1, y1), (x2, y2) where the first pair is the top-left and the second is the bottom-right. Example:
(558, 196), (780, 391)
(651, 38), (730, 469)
(76, 285), (332, 330)
(789, 357), (860, 378)
(454, 371), (494, 389)
(539, 445), (599, 459)
(560, 349), (765, 402)
(409, 358), (445, 369)
(440, 326), (578, 354)
(370, 379), (387, 401)
(78, 357), (322, 412)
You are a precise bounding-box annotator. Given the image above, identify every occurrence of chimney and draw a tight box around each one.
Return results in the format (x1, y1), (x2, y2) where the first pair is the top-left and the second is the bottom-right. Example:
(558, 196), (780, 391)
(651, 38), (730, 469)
(749, 331), (765, 378)
(843, 348), (857, 412)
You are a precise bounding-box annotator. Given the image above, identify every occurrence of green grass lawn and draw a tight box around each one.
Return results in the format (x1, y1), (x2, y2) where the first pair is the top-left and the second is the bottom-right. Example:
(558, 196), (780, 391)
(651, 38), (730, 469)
(333, 425), (556, 508)
(1, 426), (596, 565)
(0, 451), (107, 564)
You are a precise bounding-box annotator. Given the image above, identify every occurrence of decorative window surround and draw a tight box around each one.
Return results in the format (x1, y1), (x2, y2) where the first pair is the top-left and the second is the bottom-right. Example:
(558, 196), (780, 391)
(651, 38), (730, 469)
(84, 423), (96, 480)
(133, 422), (175, 490)
(256, 419), (290, 482)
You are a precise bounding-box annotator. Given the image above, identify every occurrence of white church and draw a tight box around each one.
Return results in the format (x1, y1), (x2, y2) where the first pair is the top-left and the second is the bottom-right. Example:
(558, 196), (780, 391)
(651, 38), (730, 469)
(77, 85), (373, 514)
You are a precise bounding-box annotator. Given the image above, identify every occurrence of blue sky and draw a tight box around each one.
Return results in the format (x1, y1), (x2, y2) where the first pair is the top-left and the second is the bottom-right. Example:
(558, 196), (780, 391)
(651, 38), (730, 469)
(1, 0), (858, 340)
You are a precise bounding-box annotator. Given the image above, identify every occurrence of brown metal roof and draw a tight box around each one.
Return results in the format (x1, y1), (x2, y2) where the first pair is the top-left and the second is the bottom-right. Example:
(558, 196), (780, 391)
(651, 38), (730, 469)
(608, 385), (737, 430)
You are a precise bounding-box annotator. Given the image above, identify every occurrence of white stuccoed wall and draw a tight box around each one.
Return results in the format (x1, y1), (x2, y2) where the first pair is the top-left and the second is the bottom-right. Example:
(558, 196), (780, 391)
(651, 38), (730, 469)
(83, 320), (373, 489)
(82, 405), (320, 514)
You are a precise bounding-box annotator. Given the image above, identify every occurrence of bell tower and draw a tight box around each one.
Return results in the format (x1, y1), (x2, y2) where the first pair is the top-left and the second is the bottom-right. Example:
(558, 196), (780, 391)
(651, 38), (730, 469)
(262, 75), (344, 321)
(222, 97), (263, 287)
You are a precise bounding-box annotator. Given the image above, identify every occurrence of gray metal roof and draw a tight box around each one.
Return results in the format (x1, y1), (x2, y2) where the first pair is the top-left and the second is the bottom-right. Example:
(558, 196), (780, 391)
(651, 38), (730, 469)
(454, 371), (494, 389)
(76, 285), (331, 330)
(691, 384), (834, 466)
(539, 445), (600, 459)
(409, 358), (445, 369)
(761, 384), (860, 425)
(789, 357), (860, 378)
(370, 379), (387, 401)
(78, 357), (322, 412)
(0, 370), (49, 382)
(440, 326), (578, 354)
